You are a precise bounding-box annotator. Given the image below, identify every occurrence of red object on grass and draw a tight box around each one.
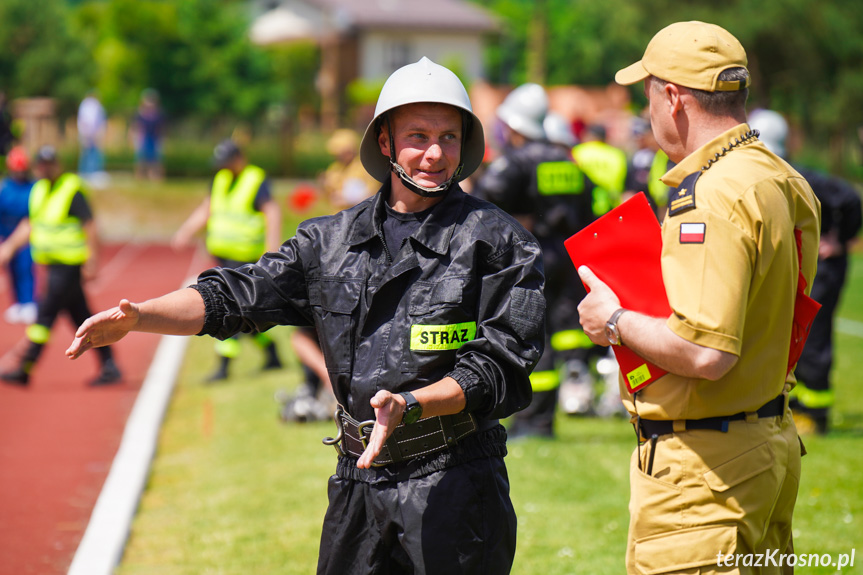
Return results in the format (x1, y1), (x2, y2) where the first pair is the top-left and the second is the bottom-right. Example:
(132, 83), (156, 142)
(289, 184), (318, 212)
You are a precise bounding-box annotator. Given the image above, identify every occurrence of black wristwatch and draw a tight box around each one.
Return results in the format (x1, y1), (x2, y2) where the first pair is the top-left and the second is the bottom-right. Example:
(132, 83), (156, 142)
(399, 391), (423, 425)
(605, 308), (628, 346)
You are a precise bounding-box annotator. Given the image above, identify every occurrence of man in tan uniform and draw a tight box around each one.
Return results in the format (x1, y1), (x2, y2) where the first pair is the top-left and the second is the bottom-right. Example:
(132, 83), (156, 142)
(577, 22), (821, 574)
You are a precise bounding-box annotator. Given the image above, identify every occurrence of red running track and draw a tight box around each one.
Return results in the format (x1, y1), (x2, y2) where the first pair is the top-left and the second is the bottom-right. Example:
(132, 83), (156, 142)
(0, 243), (210, 575)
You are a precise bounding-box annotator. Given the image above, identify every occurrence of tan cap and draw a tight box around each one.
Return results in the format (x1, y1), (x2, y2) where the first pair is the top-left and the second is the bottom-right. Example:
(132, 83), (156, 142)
(615, 21), (749, 92)
(326, 129), (360, 156)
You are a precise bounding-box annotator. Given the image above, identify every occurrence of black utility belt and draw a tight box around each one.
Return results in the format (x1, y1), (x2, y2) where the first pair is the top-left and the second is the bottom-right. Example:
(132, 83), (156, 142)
(322, 405), (478, 467)
(638, 393), (786, 439)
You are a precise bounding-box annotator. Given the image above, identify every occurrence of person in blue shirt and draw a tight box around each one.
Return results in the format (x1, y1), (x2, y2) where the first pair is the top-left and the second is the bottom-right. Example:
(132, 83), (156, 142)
(0, 146), (36, 324)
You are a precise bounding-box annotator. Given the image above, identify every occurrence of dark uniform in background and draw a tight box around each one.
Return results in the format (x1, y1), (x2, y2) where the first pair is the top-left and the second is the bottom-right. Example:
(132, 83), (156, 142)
(475, 84), (595, 436)
(748, 108), (863, 434)
(791, 166), (861, 432)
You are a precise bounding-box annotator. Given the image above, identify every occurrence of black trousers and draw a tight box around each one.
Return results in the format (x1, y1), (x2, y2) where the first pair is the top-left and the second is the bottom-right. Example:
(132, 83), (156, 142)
(317, 456), (517, 575)
(25, 264), (112, 365)
(794, 255), (848, 409)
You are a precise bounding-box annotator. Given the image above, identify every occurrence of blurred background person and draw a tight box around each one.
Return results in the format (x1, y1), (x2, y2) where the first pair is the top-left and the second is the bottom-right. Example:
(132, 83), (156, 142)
(0, 146), (121, 386)
(0, 146), (37, 324)
(172, 139), (283, 381)
(572, 123), (628, 217)
(320, 128), (378, 211)
(475, 84), (596, 437)
(750, 108), (862, 435)
(131, 88), (165, 181)
(0, 91), (14, 160)
(278, 128), (378, 422)
(77, 91), (108, 186)
(624, 116), (675, 219)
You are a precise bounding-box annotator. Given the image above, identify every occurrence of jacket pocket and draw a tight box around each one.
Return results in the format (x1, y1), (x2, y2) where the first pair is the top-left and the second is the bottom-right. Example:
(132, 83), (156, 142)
(702, 441), (775, 492)
(634, 523), (737, 575)
(402, 277), (474, 374)
(310, 278), (361, 374)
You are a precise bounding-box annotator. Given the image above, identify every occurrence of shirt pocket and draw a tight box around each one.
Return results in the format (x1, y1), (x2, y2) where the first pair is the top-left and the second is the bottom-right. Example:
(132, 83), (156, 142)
(401, 277), (475, 375)
(310, 278), (361, 374)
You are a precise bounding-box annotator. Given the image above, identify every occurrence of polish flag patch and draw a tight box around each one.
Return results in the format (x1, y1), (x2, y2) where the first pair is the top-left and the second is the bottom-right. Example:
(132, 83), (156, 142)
(680, 222), (706, 243)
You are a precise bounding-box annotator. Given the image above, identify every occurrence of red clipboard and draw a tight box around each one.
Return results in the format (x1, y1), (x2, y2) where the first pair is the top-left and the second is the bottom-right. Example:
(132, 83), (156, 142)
(564, 193), (671, 393)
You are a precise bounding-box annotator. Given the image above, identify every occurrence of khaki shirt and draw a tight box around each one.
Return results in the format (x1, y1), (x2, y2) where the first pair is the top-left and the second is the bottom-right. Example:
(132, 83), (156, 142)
(625, 124), (821, 420)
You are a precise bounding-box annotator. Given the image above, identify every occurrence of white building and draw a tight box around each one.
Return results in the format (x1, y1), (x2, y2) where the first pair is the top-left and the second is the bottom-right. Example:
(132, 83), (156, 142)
(250, 0), (498, 128)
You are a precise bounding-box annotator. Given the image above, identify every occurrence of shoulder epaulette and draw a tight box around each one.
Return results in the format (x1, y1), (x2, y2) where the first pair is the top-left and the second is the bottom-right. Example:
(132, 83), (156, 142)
(667, 171), (701, 217)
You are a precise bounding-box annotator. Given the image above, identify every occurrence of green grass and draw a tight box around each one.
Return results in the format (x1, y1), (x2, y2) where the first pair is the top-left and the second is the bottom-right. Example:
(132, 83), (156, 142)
(89, 173), (334, 244)
(110, 186), (863, 575)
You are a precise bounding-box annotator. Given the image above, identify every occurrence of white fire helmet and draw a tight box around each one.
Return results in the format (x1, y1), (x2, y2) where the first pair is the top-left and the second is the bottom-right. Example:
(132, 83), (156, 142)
(748, 108), (788, 158)
(496, 83), (548, 141)
(543, 112), (577, 147)
(359, 57), (485, 197)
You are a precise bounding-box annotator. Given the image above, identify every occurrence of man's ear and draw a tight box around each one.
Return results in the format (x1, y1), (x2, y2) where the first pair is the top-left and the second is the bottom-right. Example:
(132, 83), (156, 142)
(378, 122), (390, 157)
(665, 83), (684, 118)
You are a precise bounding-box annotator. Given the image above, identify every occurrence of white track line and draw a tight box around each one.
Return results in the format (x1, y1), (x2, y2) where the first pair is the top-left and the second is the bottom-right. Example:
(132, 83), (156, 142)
(837, 317), (863, 339)
(66, 333), (189, 575)
(67, 246), (205, 575)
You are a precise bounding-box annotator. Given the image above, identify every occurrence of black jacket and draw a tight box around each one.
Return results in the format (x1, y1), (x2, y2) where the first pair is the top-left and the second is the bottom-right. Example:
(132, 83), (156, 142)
(194, 182), (545, 428)
(474, 140), (595, 241)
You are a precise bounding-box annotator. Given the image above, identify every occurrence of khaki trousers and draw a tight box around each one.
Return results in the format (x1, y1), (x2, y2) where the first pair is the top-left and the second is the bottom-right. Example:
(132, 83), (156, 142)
(626, 406), (801, 574)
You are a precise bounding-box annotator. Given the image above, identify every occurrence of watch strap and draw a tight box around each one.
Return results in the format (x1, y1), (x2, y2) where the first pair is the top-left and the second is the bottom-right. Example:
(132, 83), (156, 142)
(399, 391), (422, 424)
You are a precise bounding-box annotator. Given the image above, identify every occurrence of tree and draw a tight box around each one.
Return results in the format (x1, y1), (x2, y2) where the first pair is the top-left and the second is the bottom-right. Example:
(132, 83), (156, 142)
(0, 0), (93, 117)
(471, 0), (863, 175)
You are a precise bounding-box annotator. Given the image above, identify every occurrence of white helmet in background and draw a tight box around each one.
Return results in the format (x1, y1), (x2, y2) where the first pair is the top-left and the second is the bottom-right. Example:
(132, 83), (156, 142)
(360, 57), (485, 197)
(748, 108), (789, 158)
(543, 112), (577, 147)
(496, 83), (548, 141)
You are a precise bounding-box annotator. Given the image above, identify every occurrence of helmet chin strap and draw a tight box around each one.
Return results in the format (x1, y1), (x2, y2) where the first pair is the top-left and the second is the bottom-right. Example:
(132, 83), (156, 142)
(389, 161), (462, 198)
(385, 110), (468, 198)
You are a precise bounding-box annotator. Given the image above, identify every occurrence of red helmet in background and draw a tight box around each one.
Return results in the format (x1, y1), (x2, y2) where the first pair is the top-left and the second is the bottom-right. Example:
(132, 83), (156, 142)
(6, 146), (29, 172)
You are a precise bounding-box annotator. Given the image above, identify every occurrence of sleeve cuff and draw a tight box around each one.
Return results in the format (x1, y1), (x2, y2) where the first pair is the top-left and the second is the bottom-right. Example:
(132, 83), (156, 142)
(447, 366), (487, 414)
(189, 281), (224, 337)
(666, 314), (740, 355)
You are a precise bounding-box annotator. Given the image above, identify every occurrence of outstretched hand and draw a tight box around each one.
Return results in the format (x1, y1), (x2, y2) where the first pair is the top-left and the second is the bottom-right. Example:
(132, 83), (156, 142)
(66, 299), (140, 359)
(356, 390), (406, 469)
(576, 266), (621, 346)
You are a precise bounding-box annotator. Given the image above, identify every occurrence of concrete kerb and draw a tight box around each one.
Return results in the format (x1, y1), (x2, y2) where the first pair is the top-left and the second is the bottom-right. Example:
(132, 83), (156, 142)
(66, 332), (190, 575)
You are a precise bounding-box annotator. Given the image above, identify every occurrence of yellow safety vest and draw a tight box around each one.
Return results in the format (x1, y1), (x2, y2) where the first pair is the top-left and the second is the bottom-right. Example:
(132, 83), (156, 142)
(29, 174), (89, 265)
(572, 141), (628, 216)
(647, 149), (671, 209)
(206, 165), (267, 262)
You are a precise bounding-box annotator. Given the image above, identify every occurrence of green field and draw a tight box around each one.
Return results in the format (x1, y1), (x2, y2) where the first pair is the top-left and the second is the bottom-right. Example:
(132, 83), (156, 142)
(104, 179), (863, 575)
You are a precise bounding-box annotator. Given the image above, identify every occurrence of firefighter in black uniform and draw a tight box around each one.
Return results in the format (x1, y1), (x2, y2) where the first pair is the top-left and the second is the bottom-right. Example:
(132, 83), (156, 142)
(67, 57), (545, 574)
(750, 108), (862, 434)
(475, 84), (595, 436)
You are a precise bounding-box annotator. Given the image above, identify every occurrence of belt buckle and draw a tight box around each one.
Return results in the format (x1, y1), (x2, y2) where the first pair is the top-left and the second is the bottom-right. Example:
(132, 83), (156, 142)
(357, 419), (388, 468)
(357, 419), (376, 450)
(321, 405), (347, 457)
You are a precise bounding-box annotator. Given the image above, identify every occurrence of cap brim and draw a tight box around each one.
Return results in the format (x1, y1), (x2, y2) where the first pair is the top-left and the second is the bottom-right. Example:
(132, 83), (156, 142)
(615, 61), (649, 86)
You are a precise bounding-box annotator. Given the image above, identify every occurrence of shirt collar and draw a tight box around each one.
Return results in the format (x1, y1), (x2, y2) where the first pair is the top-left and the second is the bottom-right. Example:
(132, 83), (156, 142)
(661, 124), (755, 188)
(345, 179), (465, 256)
